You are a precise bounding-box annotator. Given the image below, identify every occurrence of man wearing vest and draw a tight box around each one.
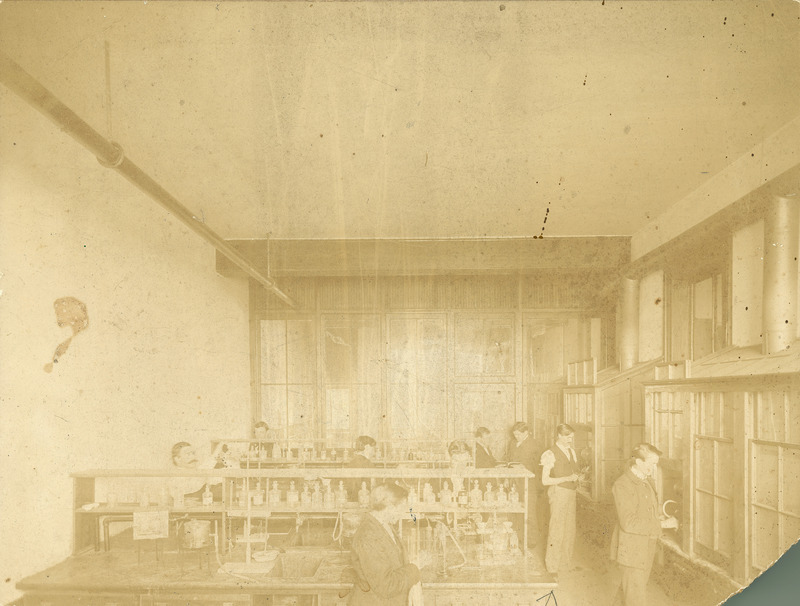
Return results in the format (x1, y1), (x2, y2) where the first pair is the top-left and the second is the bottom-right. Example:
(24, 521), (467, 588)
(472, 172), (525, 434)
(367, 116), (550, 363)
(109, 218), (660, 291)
(540, 423), (581, 577)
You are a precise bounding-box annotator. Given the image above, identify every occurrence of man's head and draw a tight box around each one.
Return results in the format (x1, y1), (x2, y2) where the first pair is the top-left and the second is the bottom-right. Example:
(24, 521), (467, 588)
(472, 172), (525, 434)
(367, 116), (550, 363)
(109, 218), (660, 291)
(555, 423), (575, 448)
(630, 443), (662, 477)
(172, 442), (199, 468)
(511, 422), (530, 442)
(475, 427), (491, 441)
(354, 435), (377, 458)
(254, 421), (269, 440)
(371, 482), (410, 523)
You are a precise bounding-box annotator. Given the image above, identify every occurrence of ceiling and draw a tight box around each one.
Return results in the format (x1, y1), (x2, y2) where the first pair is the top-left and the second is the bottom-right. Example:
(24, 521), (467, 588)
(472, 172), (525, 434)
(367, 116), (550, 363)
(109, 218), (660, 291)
(1, 1), (798, 241)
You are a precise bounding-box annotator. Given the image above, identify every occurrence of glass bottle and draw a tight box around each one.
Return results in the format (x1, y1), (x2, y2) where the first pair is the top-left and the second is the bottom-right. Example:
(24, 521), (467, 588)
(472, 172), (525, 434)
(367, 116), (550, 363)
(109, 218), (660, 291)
(438, 481), (453, 506)
(335, 481), (348, 507)
(202, 483), (213, 507)
(269, 481), (282, 506)
(509, 484), (520, 506)
(469, 480), (483, 507)
(301, 483), (312, 507)
(497, 483), (508, 508)
(324, 482), (335, 509)
(311, 482), (323, 508)
(484, 482), (496, 506)
(253, 480), (264, 506)
(287, 481), (299, 506)
(358, 481), (370, 507)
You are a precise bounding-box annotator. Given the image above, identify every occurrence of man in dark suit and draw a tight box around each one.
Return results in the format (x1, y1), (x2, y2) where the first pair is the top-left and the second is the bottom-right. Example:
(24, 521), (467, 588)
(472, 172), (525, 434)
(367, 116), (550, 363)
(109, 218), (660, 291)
(505, 422), (540, 547)
(474, 427), (497, 468)
(610, 443), (678, 606)
(348, 483), (421, 605)
(348, 435), (377, 468)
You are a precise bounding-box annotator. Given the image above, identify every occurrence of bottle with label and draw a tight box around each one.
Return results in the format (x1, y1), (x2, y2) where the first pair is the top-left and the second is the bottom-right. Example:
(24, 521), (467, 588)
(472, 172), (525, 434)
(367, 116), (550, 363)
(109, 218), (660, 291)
(497, 483), (508, 508)
(287, 481), (299, 506)
(423, 482), (436, 504)
(301, 484), (312, 507)
(269, 481), (282, 506)
(311, 482), (323, 508)
(358, 481), (370, 507)
(335, 481), (348, 507)
(469, 480), (483, 507)
(457, 490), (468, 508)
(484, 482), (496, 506)
(253, 480), (264, 506)
(408, 487), (418, 508)
(438, 481), (453, 506)
(202, 483), (213, 507)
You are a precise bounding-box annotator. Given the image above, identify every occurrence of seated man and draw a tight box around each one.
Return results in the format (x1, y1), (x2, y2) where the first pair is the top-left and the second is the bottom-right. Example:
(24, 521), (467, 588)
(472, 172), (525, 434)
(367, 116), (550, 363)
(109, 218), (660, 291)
(171, 442), (222, 501)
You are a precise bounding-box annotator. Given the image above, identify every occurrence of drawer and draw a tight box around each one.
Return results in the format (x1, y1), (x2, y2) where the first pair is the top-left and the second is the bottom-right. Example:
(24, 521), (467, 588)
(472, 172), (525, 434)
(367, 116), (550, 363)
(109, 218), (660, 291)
(147, 595), (251, 606)
(24, 594), (138, 606)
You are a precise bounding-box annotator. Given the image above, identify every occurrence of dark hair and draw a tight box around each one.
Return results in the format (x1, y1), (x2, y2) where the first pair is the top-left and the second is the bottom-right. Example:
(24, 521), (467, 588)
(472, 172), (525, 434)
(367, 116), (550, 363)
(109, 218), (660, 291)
(630, 443), (662, 465)
(475, 427), (491, 438)
(511, 422), (530, 435)
(171, 441), (192, 464)
(254, 421), (269, 431)
(556, 423), (575, 437)
(354, 435), (377, 453)
(370, 483), (408, 511)
(448, 440), (472, 456)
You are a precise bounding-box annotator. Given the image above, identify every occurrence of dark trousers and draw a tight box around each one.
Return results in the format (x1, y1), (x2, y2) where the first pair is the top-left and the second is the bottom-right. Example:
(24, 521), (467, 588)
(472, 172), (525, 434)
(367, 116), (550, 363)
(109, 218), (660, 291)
(613, 537), (657, 606)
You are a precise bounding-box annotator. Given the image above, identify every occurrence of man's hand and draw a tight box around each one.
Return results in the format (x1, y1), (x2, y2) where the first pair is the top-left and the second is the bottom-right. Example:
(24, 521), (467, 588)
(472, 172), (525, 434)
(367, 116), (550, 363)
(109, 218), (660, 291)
(661, 516), (679, 530)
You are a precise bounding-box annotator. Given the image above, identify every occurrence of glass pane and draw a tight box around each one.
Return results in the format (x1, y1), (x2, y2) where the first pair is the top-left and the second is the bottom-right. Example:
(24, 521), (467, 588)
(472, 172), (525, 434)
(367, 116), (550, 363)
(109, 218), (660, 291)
(287, 320), (314, 384)
(716, 497), (733, 557)
(419, 319), (447, 380)
(389, 384), (415, 439)
(781, 513), (800, 554)
(484, 320), (514, 375)
(753, 445), (779, 508)
(788, 396), (800, 445)
(261, 320), (287, 383)
(261, 385), (288, 440)
(752, 506), (779, 570)
(326, 388), (351, 433)
(418, 381), (447, 440)
(695, 490), (714, 549)
(657, 413), (670, 455)
(722, 399), (734, 439)
(783, 447), (800, 516)
(356, 384), (382, 440)
(757, 393), (784, 442)
(324, 324), (352, 384)
(288, 385), (314, 443)
(717, 442), (733, 499)
(355, 320), (381, 383)
(693, 277), (713, 360)
(696, 440), (714, 493)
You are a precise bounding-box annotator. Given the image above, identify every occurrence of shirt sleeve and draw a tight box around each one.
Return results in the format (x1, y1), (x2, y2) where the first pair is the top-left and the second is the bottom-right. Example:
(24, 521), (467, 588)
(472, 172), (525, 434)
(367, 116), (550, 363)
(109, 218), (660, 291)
(540, 449), (555, 468)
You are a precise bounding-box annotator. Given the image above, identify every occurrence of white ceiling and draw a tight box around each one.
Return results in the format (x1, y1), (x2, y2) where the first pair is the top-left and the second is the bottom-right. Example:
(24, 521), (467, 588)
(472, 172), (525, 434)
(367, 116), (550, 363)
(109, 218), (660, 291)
(1, 1), (798, 240)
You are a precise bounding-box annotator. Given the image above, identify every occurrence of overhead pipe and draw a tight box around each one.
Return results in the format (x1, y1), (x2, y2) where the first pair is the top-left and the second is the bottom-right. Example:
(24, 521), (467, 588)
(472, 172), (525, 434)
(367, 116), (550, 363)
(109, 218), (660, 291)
(0, 51), (296, 309)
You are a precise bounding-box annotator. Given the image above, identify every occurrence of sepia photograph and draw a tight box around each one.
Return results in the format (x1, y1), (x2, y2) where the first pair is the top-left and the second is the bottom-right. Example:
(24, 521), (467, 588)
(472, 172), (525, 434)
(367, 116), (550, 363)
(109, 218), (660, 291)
(0, 1), (798, 605)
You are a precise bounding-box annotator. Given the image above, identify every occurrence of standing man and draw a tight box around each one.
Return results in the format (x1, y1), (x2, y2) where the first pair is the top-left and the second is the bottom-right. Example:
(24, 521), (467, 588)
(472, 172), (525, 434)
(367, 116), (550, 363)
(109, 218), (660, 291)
(610, 443), (678, 606)
(505, 422), (539, 548)
(540, 424), (580, 577)
(474, 427), (497, 468)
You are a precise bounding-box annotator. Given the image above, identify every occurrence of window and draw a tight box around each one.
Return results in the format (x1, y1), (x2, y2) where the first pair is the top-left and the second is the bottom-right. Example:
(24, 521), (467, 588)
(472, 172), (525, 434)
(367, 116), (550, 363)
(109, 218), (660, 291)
(651, 391), (686, 459)
(669, 272), (728, 362)
(750, 390), (800, 574)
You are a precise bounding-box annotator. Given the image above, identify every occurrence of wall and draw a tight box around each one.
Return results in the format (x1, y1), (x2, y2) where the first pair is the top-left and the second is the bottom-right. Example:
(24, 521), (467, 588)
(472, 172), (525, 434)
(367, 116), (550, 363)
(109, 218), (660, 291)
(0, 91), (251, 603)
(731, 220), (765, 347)
(638, 270), (665, 362)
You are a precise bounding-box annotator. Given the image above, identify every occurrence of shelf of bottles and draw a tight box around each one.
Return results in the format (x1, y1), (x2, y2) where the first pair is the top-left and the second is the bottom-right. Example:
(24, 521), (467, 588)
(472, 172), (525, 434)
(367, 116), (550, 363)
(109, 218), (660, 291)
(211, 438), (451, 468)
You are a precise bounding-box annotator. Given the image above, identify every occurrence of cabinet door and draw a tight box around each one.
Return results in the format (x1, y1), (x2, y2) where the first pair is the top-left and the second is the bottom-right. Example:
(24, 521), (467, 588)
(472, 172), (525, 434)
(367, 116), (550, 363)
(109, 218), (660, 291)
(25, 594), (138, 606)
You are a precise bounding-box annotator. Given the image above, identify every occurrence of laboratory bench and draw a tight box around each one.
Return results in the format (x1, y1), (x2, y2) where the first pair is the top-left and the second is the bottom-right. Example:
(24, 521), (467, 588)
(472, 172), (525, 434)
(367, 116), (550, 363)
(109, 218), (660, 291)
(16, 546), (556, 606)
